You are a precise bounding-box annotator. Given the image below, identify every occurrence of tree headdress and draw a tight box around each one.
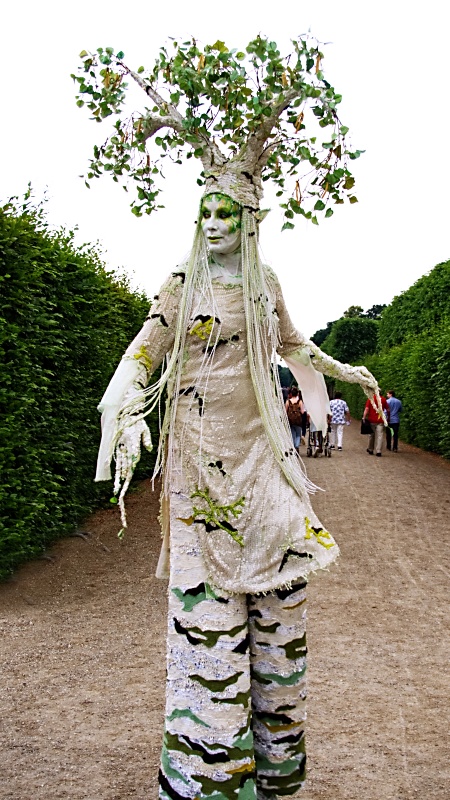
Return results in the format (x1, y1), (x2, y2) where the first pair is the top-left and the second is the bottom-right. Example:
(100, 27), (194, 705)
(73, 35), (362, 223)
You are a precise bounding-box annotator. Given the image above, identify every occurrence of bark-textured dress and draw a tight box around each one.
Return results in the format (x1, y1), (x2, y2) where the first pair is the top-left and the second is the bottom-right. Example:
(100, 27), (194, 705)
(119, 264), (339, 799)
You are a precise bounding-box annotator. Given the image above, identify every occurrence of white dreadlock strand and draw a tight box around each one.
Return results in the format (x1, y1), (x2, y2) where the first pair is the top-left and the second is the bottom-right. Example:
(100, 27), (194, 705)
(112, 204), (219, 509)
(241, 208), (319, 500)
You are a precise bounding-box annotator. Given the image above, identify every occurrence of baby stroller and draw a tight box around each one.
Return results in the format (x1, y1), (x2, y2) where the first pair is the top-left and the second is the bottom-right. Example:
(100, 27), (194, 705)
(306, 419), (332, 458)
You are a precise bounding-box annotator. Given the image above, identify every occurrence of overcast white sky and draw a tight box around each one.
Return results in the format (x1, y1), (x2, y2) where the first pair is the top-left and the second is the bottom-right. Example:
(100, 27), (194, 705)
(2, 1), (449, 336)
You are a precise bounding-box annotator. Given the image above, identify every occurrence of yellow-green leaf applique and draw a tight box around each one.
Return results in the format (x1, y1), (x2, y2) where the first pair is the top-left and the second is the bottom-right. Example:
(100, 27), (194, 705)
(132, 345), (152, 373)
(189, 316), (216, 341)
(190, 487), (245, 547)
(304, 516), (335, 549)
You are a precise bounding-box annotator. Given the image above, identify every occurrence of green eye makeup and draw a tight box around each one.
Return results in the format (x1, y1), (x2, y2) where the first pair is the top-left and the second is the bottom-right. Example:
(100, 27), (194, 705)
(201, 193), (242, 234)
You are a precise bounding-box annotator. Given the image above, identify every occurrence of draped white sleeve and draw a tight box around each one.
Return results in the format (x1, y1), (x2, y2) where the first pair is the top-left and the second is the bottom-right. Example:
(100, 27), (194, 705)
(283, 348), (331, 435)
(95, 358), (147, 482)
(265, 265), (384, 429)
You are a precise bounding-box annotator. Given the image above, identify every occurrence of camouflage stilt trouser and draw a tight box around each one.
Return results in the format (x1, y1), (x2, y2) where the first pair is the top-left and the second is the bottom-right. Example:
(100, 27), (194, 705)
(159, 579), (307, 799)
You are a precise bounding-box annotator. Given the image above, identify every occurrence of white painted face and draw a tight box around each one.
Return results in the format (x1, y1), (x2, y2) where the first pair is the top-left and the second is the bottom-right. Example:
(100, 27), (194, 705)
(200, 193), (242, 254)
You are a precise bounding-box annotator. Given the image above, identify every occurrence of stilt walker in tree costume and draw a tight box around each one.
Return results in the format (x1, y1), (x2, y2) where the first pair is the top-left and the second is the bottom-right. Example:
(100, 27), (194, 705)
(74, 36), (385, 799)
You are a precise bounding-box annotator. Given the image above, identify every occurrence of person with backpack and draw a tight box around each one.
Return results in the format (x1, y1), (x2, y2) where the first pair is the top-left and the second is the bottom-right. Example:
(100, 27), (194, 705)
(285, 386), (305, 451)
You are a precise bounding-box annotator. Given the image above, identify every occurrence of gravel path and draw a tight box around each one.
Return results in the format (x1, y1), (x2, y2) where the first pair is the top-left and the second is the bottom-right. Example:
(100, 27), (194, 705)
(1, 422), (449, 799)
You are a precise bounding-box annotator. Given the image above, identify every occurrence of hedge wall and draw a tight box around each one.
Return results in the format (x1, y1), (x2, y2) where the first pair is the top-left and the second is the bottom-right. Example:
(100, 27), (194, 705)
(335, 317), (450, 459)
(0, 198), (156, 579)
(378, 260), (450, 350)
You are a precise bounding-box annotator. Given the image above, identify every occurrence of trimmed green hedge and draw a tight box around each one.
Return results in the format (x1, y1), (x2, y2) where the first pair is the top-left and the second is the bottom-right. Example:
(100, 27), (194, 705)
(0, 198), (155, 579)
(335, 317), (450, 459)
(378, 260), (450, 350)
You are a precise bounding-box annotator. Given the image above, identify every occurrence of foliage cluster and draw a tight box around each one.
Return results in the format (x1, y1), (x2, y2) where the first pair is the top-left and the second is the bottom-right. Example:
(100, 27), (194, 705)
(72, 36), (363, 227)
(321, 316), (379, 364)
(0, 194), (153, 579)
(311, 303), (385, 349)
(278, 364), (294, 388)
(378, 260), (450, 350)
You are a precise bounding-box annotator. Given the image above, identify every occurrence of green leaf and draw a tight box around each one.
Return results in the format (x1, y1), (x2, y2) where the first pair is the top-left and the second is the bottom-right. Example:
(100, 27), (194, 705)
(312, 215), (319, 225)
(348, 149), (365, 160)
(281, 221), (295, 231)
(109, 496), (118, 504)
(211, 40), (227, 53)
(314, 199), (326, 211)
(116, 50), (125, 59)
(349, 195), (358, 204)
(340, 125), (349, 136)
(79, 50), (88, 58)
(325, 208), (333, 218)
(137, 66), (145, 74)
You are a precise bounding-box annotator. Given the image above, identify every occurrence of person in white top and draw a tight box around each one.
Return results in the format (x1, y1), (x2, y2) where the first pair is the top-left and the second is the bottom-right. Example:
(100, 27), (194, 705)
(329, 391), (350, 450)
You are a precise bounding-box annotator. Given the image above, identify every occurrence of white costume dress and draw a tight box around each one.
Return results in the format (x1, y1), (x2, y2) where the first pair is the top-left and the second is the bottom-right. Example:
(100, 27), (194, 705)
(101, 265), (338, 595)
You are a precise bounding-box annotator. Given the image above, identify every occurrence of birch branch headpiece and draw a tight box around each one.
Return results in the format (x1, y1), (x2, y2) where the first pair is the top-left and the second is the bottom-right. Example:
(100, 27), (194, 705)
(72, 35), (363, 226)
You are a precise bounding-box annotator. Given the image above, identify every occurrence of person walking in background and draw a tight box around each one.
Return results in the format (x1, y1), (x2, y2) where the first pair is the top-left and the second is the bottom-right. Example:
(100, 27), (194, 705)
(329, 391), (350, 450)
(301, 405), (308, 446)
(363, 393), (389, 456)
(386, 390), (402, 452)
(286, 386), (304, 452)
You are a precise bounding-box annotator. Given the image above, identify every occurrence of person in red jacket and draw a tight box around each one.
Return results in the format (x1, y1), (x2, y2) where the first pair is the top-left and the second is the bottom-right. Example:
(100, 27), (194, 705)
(363, 394), (389, 456)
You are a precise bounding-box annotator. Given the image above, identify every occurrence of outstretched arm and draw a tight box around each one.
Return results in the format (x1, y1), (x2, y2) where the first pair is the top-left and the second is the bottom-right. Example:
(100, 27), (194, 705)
(308, 340), (381, 399)
(269, 267), (386, 425)
(286, 342), (386, 424)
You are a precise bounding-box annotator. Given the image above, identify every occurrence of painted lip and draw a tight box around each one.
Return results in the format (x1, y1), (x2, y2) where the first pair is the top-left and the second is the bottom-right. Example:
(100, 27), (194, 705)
(207, 236), (222, 242)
